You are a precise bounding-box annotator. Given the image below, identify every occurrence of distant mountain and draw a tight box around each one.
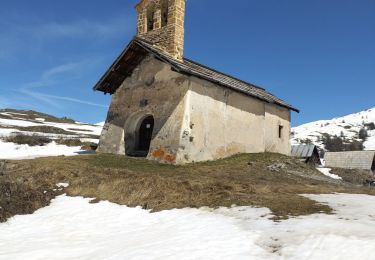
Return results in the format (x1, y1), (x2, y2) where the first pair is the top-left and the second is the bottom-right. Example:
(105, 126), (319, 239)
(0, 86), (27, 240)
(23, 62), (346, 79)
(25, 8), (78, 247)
(292, 107), (375, 151)
(0, 109), (103, 159)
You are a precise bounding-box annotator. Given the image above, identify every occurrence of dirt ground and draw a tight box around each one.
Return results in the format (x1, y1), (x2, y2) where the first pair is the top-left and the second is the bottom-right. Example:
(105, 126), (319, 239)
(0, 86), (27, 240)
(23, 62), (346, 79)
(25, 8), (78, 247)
(1, 153), (375, 223)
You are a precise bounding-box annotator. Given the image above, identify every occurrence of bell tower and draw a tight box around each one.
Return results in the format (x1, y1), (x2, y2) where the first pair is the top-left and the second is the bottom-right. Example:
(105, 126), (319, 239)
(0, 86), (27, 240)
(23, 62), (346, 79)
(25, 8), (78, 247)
(136, 0), (186, 60)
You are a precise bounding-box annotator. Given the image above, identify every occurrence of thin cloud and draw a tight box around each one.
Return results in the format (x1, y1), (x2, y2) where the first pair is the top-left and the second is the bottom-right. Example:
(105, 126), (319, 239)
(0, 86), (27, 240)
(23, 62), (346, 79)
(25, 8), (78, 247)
(17, 16), (132, 39)
(42, 93), (107, 108)
(17, 61), (108, 109)
(23, 61), (91, 90)
(38, 18), (132, 39)
(0, 15), (133, 62)
(20, 90), (108, 108)
(18, 89), (63, 109)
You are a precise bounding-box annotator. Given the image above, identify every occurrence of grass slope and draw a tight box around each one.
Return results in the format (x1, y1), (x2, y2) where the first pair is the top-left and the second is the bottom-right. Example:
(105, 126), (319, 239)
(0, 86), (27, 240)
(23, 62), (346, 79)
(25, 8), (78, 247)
(1, 153), (375, 223)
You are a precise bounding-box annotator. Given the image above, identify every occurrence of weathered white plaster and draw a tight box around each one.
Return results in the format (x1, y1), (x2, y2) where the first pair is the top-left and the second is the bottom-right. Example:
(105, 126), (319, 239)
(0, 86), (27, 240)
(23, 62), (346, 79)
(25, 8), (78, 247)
(98, 55), (292, 164)
(265, 103), (291, 155)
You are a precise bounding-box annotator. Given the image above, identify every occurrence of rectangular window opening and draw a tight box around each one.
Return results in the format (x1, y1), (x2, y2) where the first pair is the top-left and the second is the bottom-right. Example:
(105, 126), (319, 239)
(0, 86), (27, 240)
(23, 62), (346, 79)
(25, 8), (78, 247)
(278, 125), (284, 139)
(147, 12), (155, 32)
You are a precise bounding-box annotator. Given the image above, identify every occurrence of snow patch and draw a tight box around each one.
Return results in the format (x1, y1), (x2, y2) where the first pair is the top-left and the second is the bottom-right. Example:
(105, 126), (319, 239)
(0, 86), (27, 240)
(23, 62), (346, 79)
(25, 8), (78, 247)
(317, 168), (343, 180)
(95, 122), (105, 127)
(56, 183), (69, 188)
(0, 118), (42, 127)
(1, 194), (375, 259)
(0, 140), (83, 160)
(0, 128), (20, 137)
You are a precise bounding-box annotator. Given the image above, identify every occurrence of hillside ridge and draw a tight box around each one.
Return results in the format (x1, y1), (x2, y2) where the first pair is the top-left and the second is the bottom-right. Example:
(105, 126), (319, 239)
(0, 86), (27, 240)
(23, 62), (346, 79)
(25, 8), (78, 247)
(292, 107), (375, 151)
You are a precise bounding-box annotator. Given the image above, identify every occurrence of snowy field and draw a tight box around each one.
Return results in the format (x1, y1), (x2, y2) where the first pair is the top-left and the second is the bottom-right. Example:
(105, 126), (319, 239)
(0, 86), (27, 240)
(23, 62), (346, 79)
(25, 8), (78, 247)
(0, 193), (374, 260)
(0, 140), (85, 160)
(292, 107), (375, 150)
(0, 110), (102, 159)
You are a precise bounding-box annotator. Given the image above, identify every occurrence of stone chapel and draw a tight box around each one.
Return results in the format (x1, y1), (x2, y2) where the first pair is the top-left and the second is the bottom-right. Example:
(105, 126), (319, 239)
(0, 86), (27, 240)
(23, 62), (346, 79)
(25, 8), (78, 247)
(93, 0), (299, 164)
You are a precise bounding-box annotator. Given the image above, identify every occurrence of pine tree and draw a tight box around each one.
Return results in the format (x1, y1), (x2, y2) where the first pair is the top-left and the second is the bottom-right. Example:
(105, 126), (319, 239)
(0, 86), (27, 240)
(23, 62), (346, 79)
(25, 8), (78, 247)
(359, 128), (368, 141)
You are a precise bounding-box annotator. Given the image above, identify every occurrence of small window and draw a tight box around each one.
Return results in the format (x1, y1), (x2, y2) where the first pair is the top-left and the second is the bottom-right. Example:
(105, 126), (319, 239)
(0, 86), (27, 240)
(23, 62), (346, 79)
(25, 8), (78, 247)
(161, 0), (169, 27)
(147, 11), (155, 31)
(278, 125), (284, 138)
(146, 4), (156, 32)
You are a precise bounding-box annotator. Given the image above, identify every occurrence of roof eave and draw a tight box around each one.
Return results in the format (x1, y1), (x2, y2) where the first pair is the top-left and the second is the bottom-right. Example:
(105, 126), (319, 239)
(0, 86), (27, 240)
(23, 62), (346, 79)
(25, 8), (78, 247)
(93, 37), (300, 113)
(93, 38), (139, 93)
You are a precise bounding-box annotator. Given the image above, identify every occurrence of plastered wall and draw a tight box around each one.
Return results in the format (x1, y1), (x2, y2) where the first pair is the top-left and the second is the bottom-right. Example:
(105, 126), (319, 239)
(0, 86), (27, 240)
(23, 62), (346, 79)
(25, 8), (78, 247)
(97, 56), (189, 163)
(175, 77), (266, 163)
(98, 55), (292, 164)
(264, 103), (291, 155)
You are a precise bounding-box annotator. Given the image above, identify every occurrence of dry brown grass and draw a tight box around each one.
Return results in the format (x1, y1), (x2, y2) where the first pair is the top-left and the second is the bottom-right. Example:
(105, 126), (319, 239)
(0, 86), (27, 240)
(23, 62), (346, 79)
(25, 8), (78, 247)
(55, 138), (95, 149)
(330, 168), (375, 185)
(1, 153), (375, 223)
(0, 181), (58, 223)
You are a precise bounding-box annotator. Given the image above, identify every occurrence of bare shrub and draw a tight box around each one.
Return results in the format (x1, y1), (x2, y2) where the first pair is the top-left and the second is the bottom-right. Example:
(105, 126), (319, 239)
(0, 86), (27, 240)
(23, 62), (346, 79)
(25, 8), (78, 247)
(56, 138), (97, 150)
(4, 134), (52, 146)
(56, 138), (84, 147)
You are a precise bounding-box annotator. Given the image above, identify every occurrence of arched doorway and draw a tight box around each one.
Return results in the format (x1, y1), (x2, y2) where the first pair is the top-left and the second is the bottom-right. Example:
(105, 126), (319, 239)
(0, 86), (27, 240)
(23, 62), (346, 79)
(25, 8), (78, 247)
(124, 113), (155, 157)
(137, 115), (154, 155)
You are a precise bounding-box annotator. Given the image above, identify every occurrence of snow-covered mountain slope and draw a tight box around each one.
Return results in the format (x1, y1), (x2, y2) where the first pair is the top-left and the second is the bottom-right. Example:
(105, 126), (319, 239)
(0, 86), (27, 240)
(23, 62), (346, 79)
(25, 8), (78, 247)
(95, 122), (105, 127)
(292, 107), (375, 151)
(0, 109), (103, 159)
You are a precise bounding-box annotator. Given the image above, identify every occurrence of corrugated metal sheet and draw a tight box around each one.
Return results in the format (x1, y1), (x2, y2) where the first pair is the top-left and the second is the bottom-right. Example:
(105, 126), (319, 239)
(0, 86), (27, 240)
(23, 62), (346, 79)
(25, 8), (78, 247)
(291, 144), (316, 158)
(325, 151), (375, 170)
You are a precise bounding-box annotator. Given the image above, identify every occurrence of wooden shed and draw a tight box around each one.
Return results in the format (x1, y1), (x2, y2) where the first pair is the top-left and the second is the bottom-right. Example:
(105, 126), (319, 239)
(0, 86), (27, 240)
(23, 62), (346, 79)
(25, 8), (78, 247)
(291, 144), (321, 165)
(324, 151), (375, 172)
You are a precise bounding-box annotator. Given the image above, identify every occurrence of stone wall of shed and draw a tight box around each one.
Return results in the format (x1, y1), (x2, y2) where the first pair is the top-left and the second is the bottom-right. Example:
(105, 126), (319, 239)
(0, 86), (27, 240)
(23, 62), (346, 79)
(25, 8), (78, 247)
(97, 56), (189, 163)
(264, 103), (291, 155)
(175, 77), (266, 163)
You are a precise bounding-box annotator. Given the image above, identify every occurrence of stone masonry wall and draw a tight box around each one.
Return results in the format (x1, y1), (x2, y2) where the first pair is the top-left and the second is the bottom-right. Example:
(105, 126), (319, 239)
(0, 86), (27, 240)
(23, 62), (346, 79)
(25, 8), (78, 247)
(97, 55), (189, 163)
(136, 0), (185, 60)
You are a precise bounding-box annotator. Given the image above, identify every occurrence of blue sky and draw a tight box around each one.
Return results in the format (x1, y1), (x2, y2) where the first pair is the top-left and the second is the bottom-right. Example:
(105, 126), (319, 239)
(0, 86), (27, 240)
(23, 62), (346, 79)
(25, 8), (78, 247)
(0, 0), (374, 126)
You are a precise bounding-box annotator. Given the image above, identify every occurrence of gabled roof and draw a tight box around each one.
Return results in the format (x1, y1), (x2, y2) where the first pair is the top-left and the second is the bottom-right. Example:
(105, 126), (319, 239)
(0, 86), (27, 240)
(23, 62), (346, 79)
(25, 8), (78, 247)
(94, 37), (299, 112)
(291, 144), (317, 158)
(325, 151), (375, 170)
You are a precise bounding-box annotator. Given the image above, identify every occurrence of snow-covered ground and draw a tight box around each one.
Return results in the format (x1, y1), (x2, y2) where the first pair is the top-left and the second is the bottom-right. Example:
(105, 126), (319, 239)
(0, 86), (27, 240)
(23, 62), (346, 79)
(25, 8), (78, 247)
(95, 121), (105, 127)
(0, 140), (84, 160)
(0, 116), (102, 137)
(0, 110), (103, 159)
(292, 107), (375, 150)
(317, 168), (343, 180)
(0, 193), (374, 260)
